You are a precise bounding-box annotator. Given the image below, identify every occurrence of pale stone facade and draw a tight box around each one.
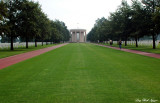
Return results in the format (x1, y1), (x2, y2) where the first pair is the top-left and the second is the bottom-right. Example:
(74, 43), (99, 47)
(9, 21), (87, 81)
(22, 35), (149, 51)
(70, 29), (86, 43)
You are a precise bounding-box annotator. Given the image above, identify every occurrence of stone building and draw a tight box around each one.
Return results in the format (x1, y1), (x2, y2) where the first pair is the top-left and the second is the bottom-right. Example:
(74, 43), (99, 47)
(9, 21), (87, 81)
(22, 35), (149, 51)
(70, 29), (86, 43)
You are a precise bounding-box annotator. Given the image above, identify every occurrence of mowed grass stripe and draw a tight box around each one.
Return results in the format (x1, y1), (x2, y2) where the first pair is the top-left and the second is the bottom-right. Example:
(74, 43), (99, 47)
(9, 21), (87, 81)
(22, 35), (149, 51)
(82, 44), (160, 102)
(0, 43), (159, 103)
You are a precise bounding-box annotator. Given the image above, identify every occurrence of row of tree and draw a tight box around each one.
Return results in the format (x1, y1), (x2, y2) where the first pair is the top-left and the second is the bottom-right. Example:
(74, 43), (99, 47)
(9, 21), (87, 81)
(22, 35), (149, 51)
(87, 0), (160, 49)
(0, 0), (70, 50)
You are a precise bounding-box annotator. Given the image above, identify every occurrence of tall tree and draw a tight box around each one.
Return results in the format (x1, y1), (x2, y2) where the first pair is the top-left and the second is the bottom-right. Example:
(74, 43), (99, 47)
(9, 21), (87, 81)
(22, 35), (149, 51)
(142, 0), (160, 49)
(119, 0), (132, 46)
(18, 0), (41, 48)
(5, 0), (22, 50)
(32, 3), (45, 47)
(0, 1), (8, 36)
(130, 0), (148, 47)
(52, 20), (70, 43)
(38, 13), (50, 46)
(152, 6), (160, 37)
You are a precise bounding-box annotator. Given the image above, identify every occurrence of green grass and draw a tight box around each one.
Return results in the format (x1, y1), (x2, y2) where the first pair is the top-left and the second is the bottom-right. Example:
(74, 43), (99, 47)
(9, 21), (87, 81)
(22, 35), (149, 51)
(0, 43), (160, 103)
(102, 43), (160, 54)
(0, 44), (57, 59)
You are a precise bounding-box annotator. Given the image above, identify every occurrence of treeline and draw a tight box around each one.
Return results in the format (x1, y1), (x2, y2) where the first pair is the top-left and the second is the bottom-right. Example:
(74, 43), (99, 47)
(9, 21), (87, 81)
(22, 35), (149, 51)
(87, 0), (160, 49)
(0, 0), (70, 50)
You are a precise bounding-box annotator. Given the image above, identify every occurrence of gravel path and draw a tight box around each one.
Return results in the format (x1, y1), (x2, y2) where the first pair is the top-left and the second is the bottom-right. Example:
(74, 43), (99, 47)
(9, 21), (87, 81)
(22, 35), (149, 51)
(0, 43), (68, 69)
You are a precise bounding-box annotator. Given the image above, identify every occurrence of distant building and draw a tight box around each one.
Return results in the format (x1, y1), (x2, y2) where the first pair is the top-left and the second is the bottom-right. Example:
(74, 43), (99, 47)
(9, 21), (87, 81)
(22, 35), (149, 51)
(70, 29), (87, 43)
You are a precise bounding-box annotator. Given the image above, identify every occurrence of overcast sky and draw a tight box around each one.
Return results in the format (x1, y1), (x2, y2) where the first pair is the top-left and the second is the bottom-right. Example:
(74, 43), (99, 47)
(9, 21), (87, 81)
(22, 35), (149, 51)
(33, 0), (131, 33)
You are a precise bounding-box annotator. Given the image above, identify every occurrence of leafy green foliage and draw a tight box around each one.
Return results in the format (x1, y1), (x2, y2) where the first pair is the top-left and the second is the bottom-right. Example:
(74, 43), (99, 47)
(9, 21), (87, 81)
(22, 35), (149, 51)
(87, 0), (160, 49)
(18, 0), (42, 48)
(141, 0), (160, 49)
(0, 0), (70, 50)
(0, 1), (8, 35)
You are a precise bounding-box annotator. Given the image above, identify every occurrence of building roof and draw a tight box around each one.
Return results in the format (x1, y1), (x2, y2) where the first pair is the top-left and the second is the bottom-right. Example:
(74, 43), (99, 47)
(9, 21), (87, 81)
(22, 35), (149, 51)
(70, 29), (86, 32)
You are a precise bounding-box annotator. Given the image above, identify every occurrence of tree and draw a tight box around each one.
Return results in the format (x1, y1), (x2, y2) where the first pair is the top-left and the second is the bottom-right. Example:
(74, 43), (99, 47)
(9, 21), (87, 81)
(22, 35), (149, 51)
(109, 11), (125, 41)
(0, 0), (71, 49)
(87, 17), (110, 42)
(152, 6), (160, 36)
(130, 0), (148, 47)
(0, 1), (8, 36)
(38, 13), (50, 46)
(88, 0), (160, 49)
(18, 0), (42, 48)
(142, 0), (160, 49)
(51, 20), (70, 43)
(95, 17), (108, 42)
(5, 0), (22, 50)
(87, 27), (98, 42)
(118, 0), (132, 46)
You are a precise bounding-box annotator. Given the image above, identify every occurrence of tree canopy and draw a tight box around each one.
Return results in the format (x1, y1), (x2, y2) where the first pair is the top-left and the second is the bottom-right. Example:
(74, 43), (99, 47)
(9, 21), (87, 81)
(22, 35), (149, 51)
(0, 0), (70, 50)
(87, 0), (160, 49)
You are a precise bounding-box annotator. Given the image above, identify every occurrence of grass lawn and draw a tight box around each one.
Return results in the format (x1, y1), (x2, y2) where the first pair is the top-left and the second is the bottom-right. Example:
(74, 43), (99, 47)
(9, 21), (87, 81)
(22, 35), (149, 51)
(0, 44), (57, 59)
(0, 43), (159, 103)
(102, 43), (160, 54)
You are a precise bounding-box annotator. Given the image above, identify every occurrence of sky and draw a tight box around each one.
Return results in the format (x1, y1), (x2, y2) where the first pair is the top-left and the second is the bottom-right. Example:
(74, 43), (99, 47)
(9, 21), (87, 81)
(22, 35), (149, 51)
(33, 0), (131, 33)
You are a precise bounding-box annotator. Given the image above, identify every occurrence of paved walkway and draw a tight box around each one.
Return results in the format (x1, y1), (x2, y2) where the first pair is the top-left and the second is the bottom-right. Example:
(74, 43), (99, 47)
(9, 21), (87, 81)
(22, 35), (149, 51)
(0, 43), (68, 69)
(95, 44), (160, 59)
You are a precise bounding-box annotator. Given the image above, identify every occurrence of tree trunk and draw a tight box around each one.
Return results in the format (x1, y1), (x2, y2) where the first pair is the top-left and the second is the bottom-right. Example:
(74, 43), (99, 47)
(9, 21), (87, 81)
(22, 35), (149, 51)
(35, 38), (37, 47)
(42, 41), (43, 46)
(10, 35), (14, 50)
(42, 39), (43, 46)
(46, 42), (48, 45)
(125, 40), (127, 46)
(152, 0), (156, 49)
(26, 36), (28, 48)
(125, 35), (127, 46)
(152, 34), (156, 49)
(135, 36), (138, 47)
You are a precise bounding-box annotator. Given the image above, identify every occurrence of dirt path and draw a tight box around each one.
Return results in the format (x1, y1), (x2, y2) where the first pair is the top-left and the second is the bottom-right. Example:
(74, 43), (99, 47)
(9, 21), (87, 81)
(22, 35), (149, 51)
(0, 43), (68, 69)
(95, 44), (160, 59)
